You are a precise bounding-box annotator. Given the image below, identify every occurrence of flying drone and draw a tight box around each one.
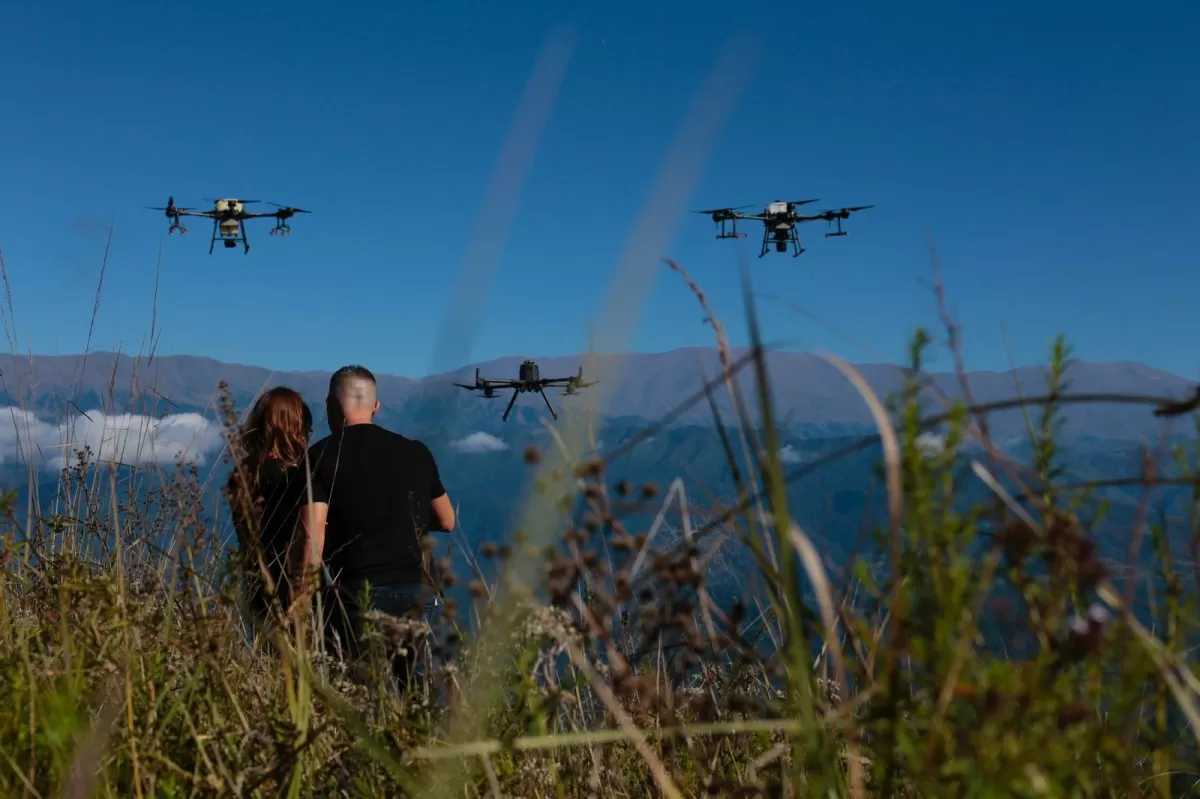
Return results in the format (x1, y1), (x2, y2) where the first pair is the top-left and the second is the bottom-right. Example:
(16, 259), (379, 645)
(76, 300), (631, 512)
(697, 199), (873, 258)
(455, 360), (599, 422)
(146, 197), (312, 254)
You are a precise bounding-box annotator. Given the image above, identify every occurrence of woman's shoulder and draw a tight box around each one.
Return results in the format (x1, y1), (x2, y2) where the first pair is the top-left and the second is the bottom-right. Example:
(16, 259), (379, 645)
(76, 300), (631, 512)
(259, 458), (296, 485)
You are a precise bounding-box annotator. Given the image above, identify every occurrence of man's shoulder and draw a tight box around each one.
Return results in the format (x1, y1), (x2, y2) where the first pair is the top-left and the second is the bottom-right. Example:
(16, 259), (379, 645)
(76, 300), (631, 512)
(307, 434), (334, 457)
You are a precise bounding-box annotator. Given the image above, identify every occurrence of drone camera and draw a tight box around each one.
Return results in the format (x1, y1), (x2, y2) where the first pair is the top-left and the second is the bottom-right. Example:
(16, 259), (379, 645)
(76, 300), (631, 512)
(223, 239), (237, 249)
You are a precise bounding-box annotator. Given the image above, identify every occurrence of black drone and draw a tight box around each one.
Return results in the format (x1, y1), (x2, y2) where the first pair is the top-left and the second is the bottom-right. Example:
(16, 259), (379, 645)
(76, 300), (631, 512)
(146, 197), (312, 254)
(455, 360), (599, 422)
(697, 199), (873, 257)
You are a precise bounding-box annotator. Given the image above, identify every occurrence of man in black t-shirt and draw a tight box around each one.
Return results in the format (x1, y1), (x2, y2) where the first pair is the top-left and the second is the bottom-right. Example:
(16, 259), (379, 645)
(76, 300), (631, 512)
(299, 364), (455, 684)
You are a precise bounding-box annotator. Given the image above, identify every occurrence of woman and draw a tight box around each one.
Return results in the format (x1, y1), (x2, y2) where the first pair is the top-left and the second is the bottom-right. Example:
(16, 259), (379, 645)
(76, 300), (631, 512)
(225, 386), (315, 634)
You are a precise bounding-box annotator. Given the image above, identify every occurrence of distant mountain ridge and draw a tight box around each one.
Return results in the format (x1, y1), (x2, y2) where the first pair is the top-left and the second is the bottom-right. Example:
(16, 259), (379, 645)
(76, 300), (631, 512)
(3, 349), (1192, 595)
(0, 347), (1194, 441)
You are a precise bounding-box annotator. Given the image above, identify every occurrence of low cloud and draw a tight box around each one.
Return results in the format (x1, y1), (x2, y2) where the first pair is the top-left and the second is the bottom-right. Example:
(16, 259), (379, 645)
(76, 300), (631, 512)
(450, 431), (508, 454)
(779, 444), (803, 464)
(916, 432), (945, 458)
(0, 407), (223, 471)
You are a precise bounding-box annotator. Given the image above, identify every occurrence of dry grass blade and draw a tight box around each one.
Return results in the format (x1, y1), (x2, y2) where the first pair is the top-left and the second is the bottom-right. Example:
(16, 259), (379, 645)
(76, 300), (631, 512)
(405, 718), (809, 761)
(786, 522), (863, 798)
(969, 460), (1041, 532)
(819, 353), (904, 611)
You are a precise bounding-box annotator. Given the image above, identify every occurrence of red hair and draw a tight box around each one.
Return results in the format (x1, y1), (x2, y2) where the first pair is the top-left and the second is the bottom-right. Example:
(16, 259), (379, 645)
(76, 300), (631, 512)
(225, 387), (312, 554)
(241, 387), (310, 470)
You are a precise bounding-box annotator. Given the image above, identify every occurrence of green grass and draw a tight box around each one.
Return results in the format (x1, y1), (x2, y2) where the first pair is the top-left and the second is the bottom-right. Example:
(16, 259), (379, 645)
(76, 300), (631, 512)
(2, 256), (1200, 798)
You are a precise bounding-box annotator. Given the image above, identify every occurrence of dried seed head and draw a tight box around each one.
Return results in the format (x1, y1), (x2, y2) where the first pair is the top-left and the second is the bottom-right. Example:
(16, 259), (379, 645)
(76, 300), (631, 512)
(481, 541), (498, 558)
(615, 479), (633, 496)
(468, 580), (487, 598)
(524, 446), (542, 464)
(640, 481), (659, 499)
(995, 520), (1037, 565)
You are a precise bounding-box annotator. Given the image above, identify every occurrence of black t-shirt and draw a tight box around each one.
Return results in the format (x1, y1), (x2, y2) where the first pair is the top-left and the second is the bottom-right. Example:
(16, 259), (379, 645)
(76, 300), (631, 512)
(228, 458), (307, 590)
(258, 460), (308, 563)
(306, 424), (446, 587)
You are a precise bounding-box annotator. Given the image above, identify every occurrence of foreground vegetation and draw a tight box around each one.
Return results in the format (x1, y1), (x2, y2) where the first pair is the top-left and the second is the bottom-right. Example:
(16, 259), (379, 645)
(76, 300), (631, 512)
(3, 275), (1200, 798)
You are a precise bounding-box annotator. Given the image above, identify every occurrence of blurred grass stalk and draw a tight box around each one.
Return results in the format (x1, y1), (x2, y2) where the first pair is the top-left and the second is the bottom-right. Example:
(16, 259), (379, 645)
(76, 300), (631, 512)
(426, 31), (760, 798)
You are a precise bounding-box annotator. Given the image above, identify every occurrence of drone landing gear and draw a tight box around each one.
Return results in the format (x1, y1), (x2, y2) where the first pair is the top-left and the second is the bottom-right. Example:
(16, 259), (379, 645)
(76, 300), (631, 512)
(209, 219), (251, 255)
(715, 218), (747, 240)
(270, 222), (292, 237)
(499, 388), (560, 422)
(760, 226), (804, 258)
(501, 390), (520, 422)
(538, 388), (558, 421)
(825, 217), (849, 238)
(168, 217), (188, 235)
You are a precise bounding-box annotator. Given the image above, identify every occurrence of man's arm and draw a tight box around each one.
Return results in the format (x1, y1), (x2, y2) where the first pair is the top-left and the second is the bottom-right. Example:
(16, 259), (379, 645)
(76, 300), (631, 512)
(293, 447), (331, 601)
(424, 442), (455, 532)
(431, 493), (455, 532)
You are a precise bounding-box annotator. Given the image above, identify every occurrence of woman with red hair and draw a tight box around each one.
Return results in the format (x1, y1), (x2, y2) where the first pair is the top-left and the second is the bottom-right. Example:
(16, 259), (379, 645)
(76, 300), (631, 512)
(225, 386), (315, 635)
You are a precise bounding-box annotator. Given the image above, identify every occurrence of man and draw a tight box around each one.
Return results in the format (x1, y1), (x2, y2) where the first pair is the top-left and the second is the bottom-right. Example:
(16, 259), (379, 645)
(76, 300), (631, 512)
(298, 364), (455, 688)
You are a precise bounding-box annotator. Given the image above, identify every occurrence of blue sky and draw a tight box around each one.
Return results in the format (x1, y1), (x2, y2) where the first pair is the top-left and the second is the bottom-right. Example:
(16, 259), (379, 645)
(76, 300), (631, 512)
(2, 0), (1197, 379)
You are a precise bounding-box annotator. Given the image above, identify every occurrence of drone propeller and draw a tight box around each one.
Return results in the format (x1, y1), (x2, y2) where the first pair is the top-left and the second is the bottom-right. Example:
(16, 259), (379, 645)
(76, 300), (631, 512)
(787, 199), (820, 207)
(696, 205), (754, 215)
(145, 204), (193, 211)
(267, 202), (312, 214)
(203, 198), (260, 204)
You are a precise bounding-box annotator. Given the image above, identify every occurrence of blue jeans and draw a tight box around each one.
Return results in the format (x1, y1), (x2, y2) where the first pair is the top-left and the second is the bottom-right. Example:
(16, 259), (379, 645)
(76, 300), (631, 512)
(333, 581), (439, 691)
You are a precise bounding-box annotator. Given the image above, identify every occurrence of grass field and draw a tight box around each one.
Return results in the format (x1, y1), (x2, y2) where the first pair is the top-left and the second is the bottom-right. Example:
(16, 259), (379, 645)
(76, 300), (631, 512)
(2, 251), (1200, 798)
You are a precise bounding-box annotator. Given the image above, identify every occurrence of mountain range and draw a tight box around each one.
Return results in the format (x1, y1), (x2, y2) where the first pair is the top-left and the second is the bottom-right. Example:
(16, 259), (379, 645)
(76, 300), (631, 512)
(1, 348), (1194, 442)
(2, 347), (1195, 590)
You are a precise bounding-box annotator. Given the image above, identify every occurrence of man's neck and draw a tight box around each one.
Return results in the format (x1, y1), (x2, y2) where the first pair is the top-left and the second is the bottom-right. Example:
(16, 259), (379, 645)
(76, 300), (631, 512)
(342, 418), (374, 428)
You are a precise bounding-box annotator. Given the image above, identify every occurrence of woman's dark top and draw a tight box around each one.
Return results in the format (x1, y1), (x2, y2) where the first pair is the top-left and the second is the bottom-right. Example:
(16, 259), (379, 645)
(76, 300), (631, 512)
(230, 457), (308, 611)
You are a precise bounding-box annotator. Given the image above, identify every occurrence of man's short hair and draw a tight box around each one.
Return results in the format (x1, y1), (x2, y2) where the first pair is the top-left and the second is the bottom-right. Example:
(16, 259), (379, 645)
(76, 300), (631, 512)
(329, 364), (377, 396)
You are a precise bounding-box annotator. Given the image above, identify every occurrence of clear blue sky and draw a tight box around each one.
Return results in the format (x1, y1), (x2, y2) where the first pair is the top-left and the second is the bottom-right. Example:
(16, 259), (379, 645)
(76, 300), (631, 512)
(2, 0), (1197, 378)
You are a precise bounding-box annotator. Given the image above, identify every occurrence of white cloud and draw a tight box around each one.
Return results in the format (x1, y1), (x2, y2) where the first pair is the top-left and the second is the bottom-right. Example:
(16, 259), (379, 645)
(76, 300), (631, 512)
(916, 432), (945, 458)
(450, 431), (508, 454)
(779, 444), (803, 464)
(0, 407), (224, 471)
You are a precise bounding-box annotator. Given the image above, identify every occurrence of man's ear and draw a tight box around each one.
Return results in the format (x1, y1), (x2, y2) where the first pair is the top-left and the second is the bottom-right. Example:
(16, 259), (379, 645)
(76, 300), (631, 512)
(372, 400), (381, 417)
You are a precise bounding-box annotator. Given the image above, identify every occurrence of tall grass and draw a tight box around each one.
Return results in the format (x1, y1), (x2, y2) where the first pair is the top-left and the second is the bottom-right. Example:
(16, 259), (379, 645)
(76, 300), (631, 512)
(2, 252), (1200, 798)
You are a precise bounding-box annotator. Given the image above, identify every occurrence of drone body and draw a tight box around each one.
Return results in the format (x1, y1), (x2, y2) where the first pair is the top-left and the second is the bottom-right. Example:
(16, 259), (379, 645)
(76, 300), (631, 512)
(146, 196), (312, 254)
(698, 198), (873, 258)
(455, 359), (599, 422)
